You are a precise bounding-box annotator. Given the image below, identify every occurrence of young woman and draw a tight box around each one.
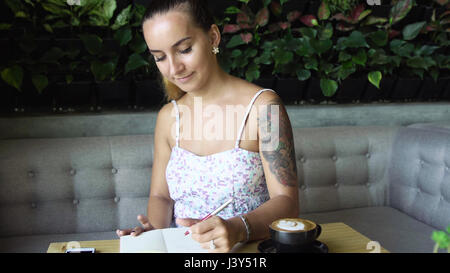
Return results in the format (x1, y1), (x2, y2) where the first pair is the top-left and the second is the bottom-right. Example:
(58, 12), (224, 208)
(116, 0), (299, 253)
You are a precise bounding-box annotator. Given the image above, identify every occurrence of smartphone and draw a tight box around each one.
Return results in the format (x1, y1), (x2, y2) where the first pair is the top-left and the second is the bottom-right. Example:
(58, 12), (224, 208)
(65, 248), (95, 253)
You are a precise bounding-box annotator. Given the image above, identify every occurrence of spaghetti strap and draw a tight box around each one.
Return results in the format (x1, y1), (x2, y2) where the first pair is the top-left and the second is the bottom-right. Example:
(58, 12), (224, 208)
(235, 89), (276, 148)
(171, 100), (180, 147)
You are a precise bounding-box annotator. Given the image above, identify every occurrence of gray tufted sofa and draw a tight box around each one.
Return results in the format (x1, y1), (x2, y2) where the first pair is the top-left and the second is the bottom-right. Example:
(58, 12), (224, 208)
(0, 121), (449, 253)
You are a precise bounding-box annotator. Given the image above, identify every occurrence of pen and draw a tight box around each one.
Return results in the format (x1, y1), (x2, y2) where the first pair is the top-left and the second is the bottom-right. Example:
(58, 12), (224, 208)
(184, 198), (234, 236)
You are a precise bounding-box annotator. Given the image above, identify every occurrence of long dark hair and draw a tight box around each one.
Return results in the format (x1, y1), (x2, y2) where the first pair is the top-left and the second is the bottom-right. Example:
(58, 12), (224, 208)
(142, 0), (215, 102)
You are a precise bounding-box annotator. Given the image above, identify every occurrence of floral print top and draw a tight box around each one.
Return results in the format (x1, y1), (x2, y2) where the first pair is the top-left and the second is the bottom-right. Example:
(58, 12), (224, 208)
(165, 89), (275, 223)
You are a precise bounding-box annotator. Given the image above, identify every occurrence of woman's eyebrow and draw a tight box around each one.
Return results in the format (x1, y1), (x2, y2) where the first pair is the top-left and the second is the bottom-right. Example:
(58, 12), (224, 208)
(149, 37), (192, 53)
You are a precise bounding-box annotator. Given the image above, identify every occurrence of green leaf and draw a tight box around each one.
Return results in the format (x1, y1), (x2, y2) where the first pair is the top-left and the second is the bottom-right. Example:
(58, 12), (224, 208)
(390, 39), (414, 57)
(336, 64), (356, 80)
(310, 39), (332, 54)
(402, 21), (426, 41)
(125, 53), (149, 74)
(111, 4), (132, 30)
(40, 47), (65, 63)
(406, 56), (436, 70)
(304, 57), (318, 71)
(114, 27), (132, 46)
(352, 49), (367, 66)
(245, 63), (260, 82)
(429, 69), (439, 82)
(1, 65), (23, 91)
(101, 0), (116, 21)
(432, 230), (450, 248)
(280, 0), (290, 5)
(416, 45), (439, 56)
(273, 49), (293, 66)
(226, 35), (245, 48)
(339, 52), (352, 62)
(254, 50), (271, 65)
(368, 30), (388, 47)
(299, 27), (317, 39)
(31, 74), (48, 94)
(319, 23), (333, 40)
(368, 71), (382, 89)
(224, 6), (241, 14)
(231, 49), (242, 58)
(129, 35), (148, 54)
(296, 69), (311, 81)
(91, 60), (116, 82)
(320, 78), (338, 97)
(40, 2), (65, 16)
(79, 34), (103, 55)
(245, 48), (258, 58)
(43, 24), (53, 33)
(346, 31), (369, 48)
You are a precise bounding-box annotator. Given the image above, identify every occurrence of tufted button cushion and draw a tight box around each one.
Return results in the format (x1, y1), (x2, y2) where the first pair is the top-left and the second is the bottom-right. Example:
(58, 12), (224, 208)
(0, 135), (153, 237)
(294, 126), (397, 213)
(389, 127), (450, 230)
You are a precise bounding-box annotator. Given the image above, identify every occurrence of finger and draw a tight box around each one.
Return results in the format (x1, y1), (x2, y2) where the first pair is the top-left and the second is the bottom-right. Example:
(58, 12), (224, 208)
(191, 228), (216, 244)
(190, 216), (221, 235)
(137, 214), (151, 228)
(200, 237), (227, 253)
(176, 218), (201, 227)
(131, 226), (144, 237)
(116, 228), (133, 237)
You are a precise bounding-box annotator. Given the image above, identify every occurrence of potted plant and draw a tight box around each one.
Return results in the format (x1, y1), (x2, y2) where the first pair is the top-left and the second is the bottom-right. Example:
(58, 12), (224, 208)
(432, 225), (450, 253)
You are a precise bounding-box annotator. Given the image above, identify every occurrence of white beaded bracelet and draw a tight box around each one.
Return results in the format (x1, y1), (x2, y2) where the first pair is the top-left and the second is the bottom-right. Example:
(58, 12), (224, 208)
(239, 215), (251, 243)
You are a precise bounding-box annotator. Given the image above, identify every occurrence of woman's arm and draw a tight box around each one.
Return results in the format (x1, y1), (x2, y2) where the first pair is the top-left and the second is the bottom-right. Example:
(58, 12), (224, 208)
(235, 91), (299, 242)
(147, 102), (175, 229)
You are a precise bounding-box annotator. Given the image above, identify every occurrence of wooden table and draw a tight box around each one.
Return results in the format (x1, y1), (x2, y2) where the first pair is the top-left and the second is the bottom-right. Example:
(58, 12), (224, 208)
(47, 222), (389, 253)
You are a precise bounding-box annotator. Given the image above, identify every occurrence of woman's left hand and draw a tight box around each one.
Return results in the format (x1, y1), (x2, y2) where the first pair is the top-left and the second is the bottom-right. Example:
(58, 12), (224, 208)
(176, 216), (242, 253)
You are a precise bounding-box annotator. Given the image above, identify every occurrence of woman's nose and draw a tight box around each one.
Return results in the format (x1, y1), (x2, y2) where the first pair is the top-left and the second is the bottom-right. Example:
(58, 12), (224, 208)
(168, 56), (184, 76)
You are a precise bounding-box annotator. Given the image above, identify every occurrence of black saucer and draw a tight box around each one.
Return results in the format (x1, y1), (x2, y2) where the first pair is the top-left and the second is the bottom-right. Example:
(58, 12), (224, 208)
(257, 239), (329, 253)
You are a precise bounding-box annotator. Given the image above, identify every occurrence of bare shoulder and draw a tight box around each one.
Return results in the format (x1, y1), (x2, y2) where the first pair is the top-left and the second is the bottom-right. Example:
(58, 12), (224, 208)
(155, 101), (175, 143)
(231, 77), (282, 106)
(157, 101), (175, 124)
(254, 89), (283, 106)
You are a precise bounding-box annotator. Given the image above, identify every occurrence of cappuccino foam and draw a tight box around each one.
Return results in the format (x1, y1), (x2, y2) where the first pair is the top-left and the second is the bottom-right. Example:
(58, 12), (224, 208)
(277, 220), (305, 231)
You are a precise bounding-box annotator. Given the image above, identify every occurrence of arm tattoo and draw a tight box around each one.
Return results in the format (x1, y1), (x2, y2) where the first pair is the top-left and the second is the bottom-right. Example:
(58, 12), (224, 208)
(258, 97), (298, 187)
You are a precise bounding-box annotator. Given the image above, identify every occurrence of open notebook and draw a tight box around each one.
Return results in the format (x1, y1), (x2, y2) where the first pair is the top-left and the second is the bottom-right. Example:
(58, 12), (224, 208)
(120, 227), (208, 253)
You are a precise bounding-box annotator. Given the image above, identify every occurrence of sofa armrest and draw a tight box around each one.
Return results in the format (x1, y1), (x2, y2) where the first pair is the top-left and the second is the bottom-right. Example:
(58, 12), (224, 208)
(388, 126), (450, 230)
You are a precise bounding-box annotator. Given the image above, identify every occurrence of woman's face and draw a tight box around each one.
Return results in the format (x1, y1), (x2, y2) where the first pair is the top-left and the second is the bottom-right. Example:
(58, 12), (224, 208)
(142, 10), (217, 92)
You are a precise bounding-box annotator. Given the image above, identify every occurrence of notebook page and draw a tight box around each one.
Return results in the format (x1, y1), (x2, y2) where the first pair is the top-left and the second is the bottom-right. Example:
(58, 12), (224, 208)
(162, 227), (208, 253)
(120, 229), (167, 253)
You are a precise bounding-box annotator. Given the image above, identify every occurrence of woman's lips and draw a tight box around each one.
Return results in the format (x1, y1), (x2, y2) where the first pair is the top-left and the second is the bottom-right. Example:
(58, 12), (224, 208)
(176, 72), (194, 84)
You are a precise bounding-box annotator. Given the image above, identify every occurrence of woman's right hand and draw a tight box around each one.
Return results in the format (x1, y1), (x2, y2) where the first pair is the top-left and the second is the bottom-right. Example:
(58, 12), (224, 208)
(116, 214), (154, 237)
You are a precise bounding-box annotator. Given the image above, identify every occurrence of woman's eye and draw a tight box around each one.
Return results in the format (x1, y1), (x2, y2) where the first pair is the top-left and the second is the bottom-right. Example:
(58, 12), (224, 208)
(154, 56), (165, 62)
(180, 47), (192, 54)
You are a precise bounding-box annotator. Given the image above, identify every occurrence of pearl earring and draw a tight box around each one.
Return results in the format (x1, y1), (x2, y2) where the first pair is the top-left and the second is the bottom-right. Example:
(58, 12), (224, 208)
(212, 46), (219, 55)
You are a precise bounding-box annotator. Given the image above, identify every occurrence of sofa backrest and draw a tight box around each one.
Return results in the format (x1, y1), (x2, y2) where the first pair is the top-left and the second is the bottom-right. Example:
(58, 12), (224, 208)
(388, 126), (450, 230)
(8, 125), (443, 237)
(294, 126), (398, 214)
(0, 135), (153, 237)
